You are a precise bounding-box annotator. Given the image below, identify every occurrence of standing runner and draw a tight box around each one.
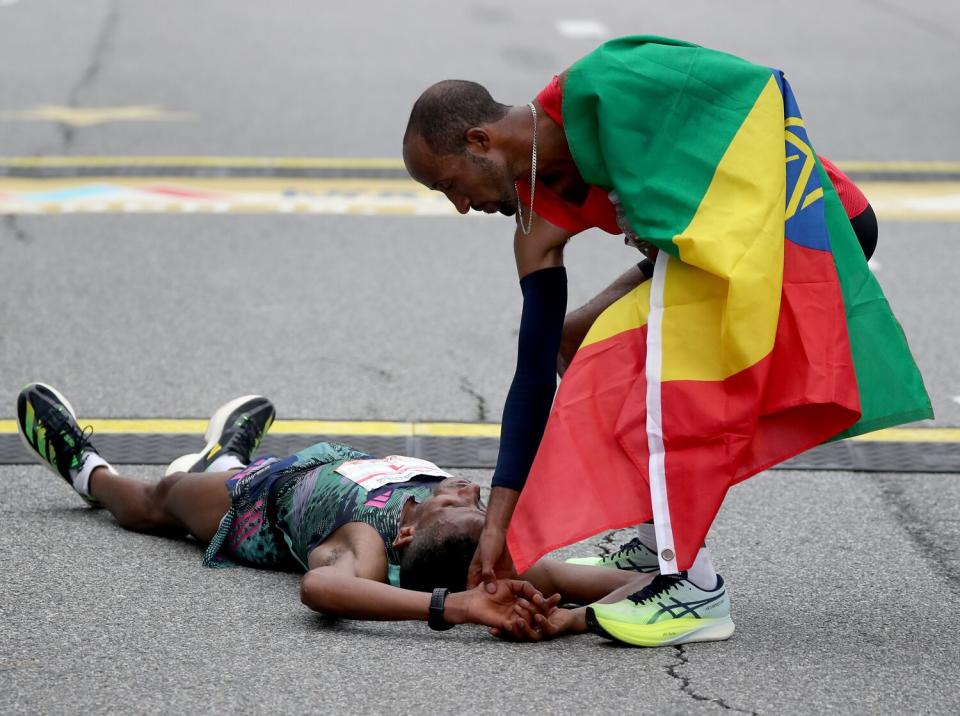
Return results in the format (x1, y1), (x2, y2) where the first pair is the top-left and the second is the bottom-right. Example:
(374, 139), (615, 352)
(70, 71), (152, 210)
(402, 35), (929, 647)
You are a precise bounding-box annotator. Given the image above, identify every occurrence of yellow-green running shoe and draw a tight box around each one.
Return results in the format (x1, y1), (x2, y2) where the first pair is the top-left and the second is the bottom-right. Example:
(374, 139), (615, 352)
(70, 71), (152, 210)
(565, 536), (660, 573)
(586, 573), (734, 647)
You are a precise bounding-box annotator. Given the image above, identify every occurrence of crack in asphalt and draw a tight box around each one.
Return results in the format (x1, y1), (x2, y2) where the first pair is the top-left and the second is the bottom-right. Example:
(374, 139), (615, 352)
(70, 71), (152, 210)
(457, 376), (488, 422)
(59, 0), (121, 149)
(596, 530), (620, 557)
(871, 474), (960, 594)
(666, 645), (759, 714)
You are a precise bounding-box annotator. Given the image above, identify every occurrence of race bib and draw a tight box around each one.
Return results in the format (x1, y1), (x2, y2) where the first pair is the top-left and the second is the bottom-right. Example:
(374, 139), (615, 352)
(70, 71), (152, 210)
(334, 455), (452, 491)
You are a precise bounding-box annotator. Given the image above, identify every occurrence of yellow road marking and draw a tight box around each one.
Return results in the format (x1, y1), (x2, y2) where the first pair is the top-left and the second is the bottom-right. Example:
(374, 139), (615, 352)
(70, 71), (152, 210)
(0, 177), (425, 192)
(0, 419), (953, 442)
(2, 169), (960, 219)
(1, 157), (955, 173)
(0, 107), (193, 127)
(0, 156), (405, 169)
(836, 161), (960, 174)
(857, 181), (960, 220)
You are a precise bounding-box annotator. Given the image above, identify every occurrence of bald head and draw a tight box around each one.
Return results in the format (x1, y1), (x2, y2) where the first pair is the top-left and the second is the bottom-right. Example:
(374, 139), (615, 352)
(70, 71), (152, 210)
(404, 80), (510, 156)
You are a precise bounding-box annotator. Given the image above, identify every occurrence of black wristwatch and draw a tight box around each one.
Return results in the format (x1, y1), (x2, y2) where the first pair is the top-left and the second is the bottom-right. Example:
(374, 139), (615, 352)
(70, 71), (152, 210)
(428, 587), (454, 631)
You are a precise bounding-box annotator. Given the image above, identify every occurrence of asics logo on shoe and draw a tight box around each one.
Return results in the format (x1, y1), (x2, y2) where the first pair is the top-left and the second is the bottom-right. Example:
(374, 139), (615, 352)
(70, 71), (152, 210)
(631, 592), (727, 624)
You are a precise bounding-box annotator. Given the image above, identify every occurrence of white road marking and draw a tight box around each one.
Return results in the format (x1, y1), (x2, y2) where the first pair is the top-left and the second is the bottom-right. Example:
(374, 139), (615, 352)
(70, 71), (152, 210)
(0, 0), (21, 6)
(556, 19), (609, 38)
(868, 258), (881, 272)
(952, 396), (960, 407)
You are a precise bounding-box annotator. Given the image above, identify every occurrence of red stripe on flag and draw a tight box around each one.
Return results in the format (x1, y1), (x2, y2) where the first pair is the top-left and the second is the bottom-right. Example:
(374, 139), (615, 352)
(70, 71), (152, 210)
(508, 240), (861, 573)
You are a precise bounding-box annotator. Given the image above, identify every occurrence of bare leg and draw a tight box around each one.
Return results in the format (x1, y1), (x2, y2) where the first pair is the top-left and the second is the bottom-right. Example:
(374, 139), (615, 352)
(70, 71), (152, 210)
(88, 467), (234, 543)
(559, 264), (649, 375)
(521, 557), (651, 604)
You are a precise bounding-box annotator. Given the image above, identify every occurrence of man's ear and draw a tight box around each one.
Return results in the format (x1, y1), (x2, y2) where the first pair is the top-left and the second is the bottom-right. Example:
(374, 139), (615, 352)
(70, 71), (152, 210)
(392, 524), (416, 549)
(464, 127), (491, 154)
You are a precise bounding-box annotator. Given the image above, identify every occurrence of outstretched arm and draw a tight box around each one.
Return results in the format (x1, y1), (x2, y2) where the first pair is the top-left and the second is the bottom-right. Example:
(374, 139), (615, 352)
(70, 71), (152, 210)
(469, 216), (573, 591)
(299, 530), (552, 632)
(301, 567), (549, 630)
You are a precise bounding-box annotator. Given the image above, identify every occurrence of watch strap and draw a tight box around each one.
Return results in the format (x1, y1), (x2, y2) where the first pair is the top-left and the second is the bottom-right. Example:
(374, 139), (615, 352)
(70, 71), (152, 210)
(428, 587), (454, 631)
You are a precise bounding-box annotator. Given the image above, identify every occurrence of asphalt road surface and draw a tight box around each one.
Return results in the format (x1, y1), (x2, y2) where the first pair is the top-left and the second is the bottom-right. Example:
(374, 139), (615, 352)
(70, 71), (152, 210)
(1, 1), (958, 713)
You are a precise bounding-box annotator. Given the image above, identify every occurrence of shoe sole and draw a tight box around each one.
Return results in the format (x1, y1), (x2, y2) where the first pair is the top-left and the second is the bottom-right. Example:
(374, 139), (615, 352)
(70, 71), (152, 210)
(17, 382), (79, 479)
(164, 394), (267, 476)
(586, 607), (735, 647)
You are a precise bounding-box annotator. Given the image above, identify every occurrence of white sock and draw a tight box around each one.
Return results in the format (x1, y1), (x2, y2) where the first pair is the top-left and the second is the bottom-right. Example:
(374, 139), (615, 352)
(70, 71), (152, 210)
(636, 523), (658, 551)
(685, 547), (718, 590)
(74, 453), (116, 497)
(207, 453), (246, 473)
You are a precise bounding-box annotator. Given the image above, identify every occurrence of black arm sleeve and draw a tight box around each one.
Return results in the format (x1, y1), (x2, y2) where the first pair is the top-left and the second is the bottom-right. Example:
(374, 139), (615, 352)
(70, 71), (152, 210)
(491, 266), (568, 491)
(637, 258), (655, 279)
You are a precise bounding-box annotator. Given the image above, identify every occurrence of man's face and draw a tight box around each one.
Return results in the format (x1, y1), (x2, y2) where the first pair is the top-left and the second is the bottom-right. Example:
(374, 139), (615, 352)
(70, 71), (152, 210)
(415, 478), (486, 535)
(403, 135), (517, 217)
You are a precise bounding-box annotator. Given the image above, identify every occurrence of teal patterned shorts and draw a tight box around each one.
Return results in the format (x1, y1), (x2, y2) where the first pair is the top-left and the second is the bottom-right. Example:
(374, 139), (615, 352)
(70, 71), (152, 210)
(203, 456), (297, 570)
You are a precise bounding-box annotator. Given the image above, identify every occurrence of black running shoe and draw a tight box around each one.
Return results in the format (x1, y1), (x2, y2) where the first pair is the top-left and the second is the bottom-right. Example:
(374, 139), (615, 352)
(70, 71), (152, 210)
(165, 395), (275, 475)
(17, 383), (102, 506)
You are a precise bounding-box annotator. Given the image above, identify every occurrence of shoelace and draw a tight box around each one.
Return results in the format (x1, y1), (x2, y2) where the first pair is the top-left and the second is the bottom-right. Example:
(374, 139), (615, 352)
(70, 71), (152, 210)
(604, 537), (643, 561)
(226, 413), (265, 459)
(37, 404), (94, 470)
(626, 573), (684, 606)
(73, 425), (96, 470)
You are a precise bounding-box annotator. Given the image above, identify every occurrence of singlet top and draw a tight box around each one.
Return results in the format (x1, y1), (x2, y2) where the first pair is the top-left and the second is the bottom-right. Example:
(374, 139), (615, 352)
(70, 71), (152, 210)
(515, 75), (869, 235)
(272, 444), (447, 577)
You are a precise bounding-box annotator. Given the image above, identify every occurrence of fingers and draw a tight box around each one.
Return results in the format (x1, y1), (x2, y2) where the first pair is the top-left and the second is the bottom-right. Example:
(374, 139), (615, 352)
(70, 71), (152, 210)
(466, 550), (483, 590)
(534, 613), (560, 637)
(543, 593), (562, 612)
(479, 532), (504, 594)
(481, 564), (498, 594)
(506, 580), (562, 615)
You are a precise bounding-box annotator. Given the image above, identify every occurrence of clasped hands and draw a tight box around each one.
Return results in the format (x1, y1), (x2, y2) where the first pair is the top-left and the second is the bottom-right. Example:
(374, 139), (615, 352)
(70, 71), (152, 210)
(455, 579), (579, 642)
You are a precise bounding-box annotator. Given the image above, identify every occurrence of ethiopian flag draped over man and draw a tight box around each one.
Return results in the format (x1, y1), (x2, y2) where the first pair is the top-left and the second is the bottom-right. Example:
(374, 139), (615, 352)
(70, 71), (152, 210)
(507, 36), (932, 574)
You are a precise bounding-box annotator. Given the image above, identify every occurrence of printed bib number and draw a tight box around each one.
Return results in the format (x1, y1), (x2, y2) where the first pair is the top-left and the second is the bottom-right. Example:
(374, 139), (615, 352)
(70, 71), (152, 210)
(335, 455), (452, 491)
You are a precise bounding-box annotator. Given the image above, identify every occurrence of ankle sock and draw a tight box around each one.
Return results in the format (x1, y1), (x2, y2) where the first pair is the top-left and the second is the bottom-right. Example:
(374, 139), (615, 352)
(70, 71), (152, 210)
(636, 523), (658, 551)
(685, 547), (718, 590)
(75, 453), (116, 497)
(207, 453), (246, 473)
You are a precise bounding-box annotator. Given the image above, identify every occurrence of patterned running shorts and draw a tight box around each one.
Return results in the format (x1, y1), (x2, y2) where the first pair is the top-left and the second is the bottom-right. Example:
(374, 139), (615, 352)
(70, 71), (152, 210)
(203, 456), (297, 570)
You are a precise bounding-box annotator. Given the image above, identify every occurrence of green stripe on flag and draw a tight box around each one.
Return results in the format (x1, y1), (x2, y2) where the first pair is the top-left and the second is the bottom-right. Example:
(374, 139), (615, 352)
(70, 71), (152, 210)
(816, 159), (933, 438)
(563, 35), (774, 257)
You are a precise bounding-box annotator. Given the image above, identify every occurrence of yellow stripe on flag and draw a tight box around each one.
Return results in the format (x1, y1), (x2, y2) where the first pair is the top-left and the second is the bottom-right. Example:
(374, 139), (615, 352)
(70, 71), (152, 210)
(664, 76), (786, 381)
(581, 281), (652, 348)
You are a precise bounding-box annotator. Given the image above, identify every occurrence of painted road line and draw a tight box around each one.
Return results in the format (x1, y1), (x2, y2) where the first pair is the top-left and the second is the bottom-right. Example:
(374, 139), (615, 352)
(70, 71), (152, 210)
(556, 19), (610, 38)
(0, 419), (952, 442)
(836, 161), (960, 174)
(0, 177), (458, 216)
(0, 156), (951, 170)
(863, 181), (960, 221)
(2, 177), (960, 219)
(0, 156), (405, 169)
(0, 106), (193, 127)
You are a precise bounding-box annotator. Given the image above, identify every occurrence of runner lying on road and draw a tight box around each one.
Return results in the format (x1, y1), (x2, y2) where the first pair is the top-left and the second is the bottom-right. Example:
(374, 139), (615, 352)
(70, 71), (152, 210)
(16, 383), (688, 642)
